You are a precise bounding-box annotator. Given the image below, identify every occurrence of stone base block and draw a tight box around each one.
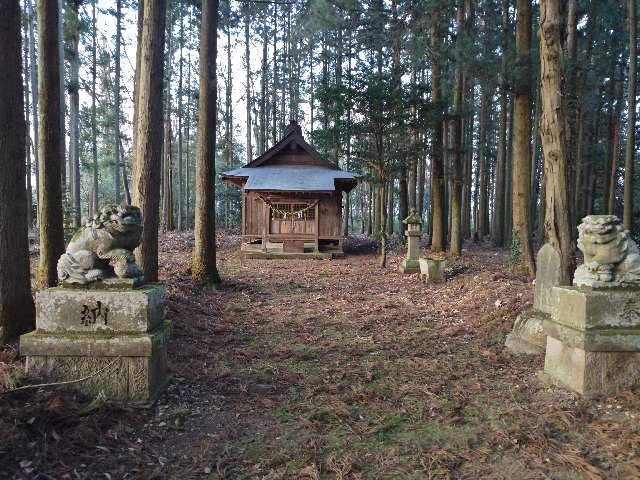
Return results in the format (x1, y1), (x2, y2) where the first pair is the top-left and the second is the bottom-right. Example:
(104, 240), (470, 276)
(505, 309), (547, 355)
(21, 321), (170, 403)
(419, 258), (446, 283)
(399, 259), (420, 274)
(543, 336), (640, 397)
(35, 285), (165, 333)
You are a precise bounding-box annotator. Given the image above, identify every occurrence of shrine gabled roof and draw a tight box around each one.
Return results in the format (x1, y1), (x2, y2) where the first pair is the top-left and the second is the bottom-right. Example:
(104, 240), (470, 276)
(244, 120), (338, 170)
(221, 120), (357, 192)
(221, 164), (357, 192)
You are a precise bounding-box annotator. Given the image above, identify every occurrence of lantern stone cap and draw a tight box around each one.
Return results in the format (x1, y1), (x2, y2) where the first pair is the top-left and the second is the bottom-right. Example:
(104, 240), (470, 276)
(403, 208), (422, 225)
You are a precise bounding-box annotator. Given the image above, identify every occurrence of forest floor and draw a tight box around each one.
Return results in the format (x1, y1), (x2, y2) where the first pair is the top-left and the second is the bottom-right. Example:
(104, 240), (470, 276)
(2, 232), (640, 479)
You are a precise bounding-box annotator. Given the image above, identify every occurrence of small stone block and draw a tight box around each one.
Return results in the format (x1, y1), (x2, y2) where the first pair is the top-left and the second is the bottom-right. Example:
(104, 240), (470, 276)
(543, 318), (640, 351)
(543, 336), (640, 397)
(552, 286), (640, 331)
(35, 285), (165, 333)
(399, 259), (420, 274)
(283, 240), (305, 253)
(533, 244), (563, 314)
(505, 309), (548, 355)
(419, 259), (446, 283)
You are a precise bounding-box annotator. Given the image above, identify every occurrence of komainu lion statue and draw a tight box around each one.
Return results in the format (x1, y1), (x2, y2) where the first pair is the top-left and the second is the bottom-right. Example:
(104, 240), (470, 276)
(57, 205), (144, 284)
(574, 215), (640, 287)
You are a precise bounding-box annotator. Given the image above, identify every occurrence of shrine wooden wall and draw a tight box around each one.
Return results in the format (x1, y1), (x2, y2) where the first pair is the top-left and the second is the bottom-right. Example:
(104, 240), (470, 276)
(242, 190), (342, 241)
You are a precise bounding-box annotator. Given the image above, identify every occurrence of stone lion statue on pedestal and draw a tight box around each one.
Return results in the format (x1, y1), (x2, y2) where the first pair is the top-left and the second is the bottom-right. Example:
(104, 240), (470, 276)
(57, 205), (144, 285)
(574, 215), (640, 287)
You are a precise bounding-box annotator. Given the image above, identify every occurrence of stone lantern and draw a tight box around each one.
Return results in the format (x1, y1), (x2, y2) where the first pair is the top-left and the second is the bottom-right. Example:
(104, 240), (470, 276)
(399, 208), (422, 274)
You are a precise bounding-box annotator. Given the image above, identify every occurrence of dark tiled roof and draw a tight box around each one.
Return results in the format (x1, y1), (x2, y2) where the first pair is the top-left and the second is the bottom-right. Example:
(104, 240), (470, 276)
(222, 165), (357, 191)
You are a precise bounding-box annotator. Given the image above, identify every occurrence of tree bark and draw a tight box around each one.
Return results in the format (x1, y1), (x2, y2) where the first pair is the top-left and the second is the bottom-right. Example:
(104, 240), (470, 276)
(477, 85), (491, 238)
(564, 0), (578, 231)
(511, 0), (536, 277)
(505, 97), (515, 245)
(224, 0), (233, 229)
(114, 0), (122, 204)
(379, 181), (388, 268)
(58, 0), (65, 202)
(69, 0), (81, 227)
(0, 0), (35, 342)
(91, 0), (98, 216)
(430, 7), (445, 252)
(602, 58), (620, 215)
(36, 0), (66, 288)
(28, 0), (39, 224)
(271, 5), (278, 143)
(493, 0), (509, 247)
(245, 4), (253, 162)
(260, 20), (267, 154)
(449, 0), (466, 257)
(192, 0), (221, 284)
(539, 0), (575, 284)
(23, 15), (33, 228)
(162, 117), (174, 230)
(624, 0), (637, 231)
(132, 0), (167, 282)
(162, 0), (174, 232)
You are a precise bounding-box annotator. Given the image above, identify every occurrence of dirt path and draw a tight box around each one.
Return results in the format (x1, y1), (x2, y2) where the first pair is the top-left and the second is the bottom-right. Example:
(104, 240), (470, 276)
(2, 234), (640, 479)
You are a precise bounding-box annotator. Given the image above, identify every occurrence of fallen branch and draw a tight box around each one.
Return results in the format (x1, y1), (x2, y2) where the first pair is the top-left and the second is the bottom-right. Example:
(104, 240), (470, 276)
(0, 357), (121, 395)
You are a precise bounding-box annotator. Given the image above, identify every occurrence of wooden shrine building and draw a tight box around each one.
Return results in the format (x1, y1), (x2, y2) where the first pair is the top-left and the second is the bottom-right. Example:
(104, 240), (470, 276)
(222, 121), (357, 258)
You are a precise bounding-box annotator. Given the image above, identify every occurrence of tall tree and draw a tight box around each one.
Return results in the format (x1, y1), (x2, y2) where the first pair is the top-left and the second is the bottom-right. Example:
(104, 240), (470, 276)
(162, 1), (174, 231)
(477, 86), (491, 238)
(449, 0), (466, 257)
(192, 0), (221, 285)
(492, 0), (509, 247)
(132, 0), (167, 282)
(68, 0), (81, 227)
(113, 0), (122, 204)
(58, 0), (66, 200)
(23, 13), (33, 228)
(90, 0), (98, 215)
(244, 3), (253, 162)
(177, 1), (185, 230)
(624, 0), (637, 231)
(0, 0), (36, 342)
(28, 0), (39, 223)
(539, 0), (575, 283)
(36, 0), (66, 287)
(511, 0), (535, 276)
(430, 4), (445, 252)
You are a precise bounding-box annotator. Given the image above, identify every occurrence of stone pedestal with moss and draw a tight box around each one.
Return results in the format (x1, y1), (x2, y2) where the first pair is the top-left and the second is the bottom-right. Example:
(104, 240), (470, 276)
(506, 243), (563, 355)
(399, 209), (422, 274)
(542, 215), (640, 397)
(20, 205), (170, 403)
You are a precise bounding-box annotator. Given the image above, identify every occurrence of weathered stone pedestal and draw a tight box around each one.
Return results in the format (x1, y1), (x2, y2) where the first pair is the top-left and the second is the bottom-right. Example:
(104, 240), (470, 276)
(543, 286), (640, 397)
(20, 282), (169, 403)
(419, 258), (446, 283)
(399, 209), (422, 274)
(506, 243), (563, 355)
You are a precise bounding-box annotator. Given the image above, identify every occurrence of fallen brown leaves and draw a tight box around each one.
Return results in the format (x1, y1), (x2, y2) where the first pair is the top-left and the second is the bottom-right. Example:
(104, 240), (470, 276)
(1, 234), (640, 479)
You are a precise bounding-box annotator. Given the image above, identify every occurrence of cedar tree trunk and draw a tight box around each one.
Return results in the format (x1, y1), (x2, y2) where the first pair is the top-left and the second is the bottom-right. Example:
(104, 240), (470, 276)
(132, 0), (167, 282)
(192, 0), (221, 284)
(0, 0), (36, 342)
